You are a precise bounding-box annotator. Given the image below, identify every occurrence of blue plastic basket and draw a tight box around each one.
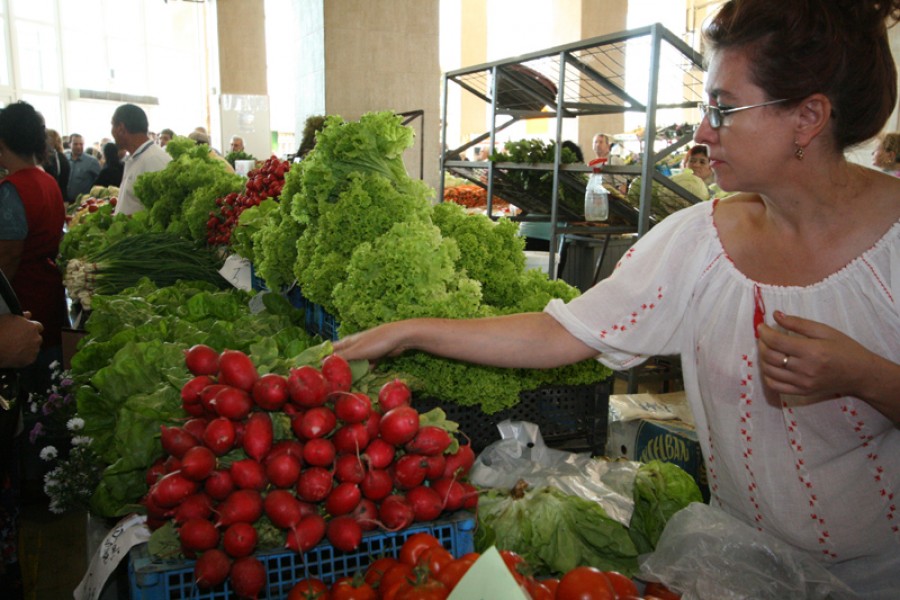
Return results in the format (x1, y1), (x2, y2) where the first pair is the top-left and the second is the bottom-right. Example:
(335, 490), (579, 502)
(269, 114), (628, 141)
(128, 511), (475, 600)
(285, 285), (340, 341)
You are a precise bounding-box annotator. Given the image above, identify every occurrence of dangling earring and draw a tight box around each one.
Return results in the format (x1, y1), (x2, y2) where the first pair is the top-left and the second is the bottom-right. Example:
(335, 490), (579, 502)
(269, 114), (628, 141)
(794, 142), (805, 160)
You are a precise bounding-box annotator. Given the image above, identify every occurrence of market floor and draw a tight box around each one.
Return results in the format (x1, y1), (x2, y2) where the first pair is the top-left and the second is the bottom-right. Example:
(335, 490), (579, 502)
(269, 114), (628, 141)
(19, 495), (88, 600)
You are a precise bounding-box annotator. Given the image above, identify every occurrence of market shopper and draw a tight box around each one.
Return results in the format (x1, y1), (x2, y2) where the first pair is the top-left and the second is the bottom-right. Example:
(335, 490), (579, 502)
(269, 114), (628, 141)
(335, 1), (900, 597)
(229, 135), (244, 154)
(93, 142), (124, 188)
(111, 103), (172, 216)
(0, 101), (68, 388)
(42, 129), (69, 200)
(157, 128), (174, 148)
(64, 133), (99, 203)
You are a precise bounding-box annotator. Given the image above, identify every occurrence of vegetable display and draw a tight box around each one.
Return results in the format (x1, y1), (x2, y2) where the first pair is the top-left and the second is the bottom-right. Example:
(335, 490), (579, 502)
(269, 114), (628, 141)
(143, 346), (479, 596)
(51, 279), (316, 517)
(474, 462), (702, 578)
(62, 232), (228, 308)
(241, 112), (611, 414)
(283, 532), (682, 599)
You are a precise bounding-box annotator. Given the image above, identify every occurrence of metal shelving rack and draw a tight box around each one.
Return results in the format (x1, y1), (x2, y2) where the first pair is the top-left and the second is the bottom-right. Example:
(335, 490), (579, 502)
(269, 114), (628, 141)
(439, 23), (708, 277)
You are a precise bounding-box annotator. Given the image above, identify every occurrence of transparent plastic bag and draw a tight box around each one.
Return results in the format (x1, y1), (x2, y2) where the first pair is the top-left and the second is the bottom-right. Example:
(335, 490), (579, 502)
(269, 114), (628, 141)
(638, 503), (860, 600)
(468, 420), (639, 525)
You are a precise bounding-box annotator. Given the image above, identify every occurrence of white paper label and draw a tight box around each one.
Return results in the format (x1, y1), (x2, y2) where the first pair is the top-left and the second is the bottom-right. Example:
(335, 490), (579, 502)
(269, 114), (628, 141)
(220, 254), (253, 291)
(73, 513), (150, 600)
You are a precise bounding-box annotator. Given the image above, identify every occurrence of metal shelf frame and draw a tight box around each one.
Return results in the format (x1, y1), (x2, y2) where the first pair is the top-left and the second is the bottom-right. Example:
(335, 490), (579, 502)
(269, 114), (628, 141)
(439, 23), (707, 277)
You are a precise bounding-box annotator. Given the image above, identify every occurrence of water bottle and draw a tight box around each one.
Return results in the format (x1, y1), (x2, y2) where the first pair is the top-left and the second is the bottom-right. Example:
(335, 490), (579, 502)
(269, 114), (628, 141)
(585, 157), (609, 221)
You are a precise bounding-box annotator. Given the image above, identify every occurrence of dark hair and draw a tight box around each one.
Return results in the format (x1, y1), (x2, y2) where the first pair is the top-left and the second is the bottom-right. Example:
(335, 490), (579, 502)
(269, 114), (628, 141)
(296, 115), (326, 158)
(704, 0), (900, 150)
(687, 145), (709, 158)
(562, 140), (585, 162)
(160, 128), (175, 138)
(0, 101), (48, 162)
(112, 103), (149, 134)
(102, 142), (121, 166)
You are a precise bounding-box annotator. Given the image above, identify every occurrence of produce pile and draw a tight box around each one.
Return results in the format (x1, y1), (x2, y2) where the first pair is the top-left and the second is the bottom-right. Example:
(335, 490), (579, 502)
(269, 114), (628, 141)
(240, 112), (612, 413)
(475, 462), (703, 577)
(275, 532), (682, 599)
(51, 279), (318, 517)
(443, 183), (513, 213)
(66, 185), (118, 227)
(206, 156), (290, 247)
(62, 232), (228, 308)
(144, 345), (478, 595)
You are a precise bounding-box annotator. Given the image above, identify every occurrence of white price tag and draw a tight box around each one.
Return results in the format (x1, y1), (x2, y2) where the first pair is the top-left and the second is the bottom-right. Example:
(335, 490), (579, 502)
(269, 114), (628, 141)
(73, 514), (150, 600)
(220, 254), (253, 291)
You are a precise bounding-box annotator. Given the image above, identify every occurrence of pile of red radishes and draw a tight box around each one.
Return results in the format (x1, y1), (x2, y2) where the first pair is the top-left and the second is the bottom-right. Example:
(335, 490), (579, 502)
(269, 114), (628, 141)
(206, 156), (289, 246)
(141, 344), (477, 598)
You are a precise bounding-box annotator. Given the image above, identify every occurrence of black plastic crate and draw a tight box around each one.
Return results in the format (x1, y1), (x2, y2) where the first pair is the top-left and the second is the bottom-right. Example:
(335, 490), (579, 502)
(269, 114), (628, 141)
(414, 379), (611, 456)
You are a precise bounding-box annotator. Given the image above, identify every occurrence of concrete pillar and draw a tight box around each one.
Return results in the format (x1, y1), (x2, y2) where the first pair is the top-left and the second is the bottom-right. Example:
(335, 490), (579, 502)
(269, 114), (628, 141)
(293, 0), (442, 190)
(214, 0), (271, 158)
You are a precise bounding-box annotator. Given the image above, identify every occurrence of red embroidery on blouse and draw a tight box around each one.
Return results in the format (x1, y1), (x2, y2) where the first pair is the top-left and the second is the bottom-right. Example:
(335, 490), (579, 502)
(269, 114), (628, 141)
(861, 256), (894, 303)
(753, 285), (765, 339)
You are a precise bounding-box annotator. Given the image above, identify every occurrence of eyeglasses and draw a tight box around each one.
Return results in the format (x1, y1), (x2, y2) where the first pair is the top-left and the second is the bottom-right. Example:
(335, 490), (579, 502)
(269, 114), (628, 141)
(697, 98), (791, 129)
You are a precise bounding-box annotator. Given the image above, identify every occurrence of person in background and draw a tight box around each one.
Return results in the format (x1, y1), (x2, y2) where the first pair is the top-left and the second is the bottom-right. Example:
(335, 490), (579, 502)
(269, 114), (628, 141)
(592, 132), (625, 165)
(188, 130), (234, 172)
(41, 129), (69, 200)
(871, 132), (900, 177)
(294, 115), (326, 162)
(157, 128), (174, 148)
(111, 103), (172, 216)
(0, 107), (68, 583)
(93, 142), (124, 188)
(64, 133), (99, 203)
(229, 135), (244, 154)
(682, 144), (713, 185)
(0, 101), (68, 388)
(335, 1), (900, 596)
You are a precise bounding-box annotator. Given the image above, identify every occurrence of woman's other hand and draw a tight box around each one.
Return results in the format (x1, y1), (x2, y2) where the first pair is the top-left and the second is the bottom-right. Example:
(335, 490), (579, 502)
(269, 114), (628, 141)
(757, 310), (900, 421)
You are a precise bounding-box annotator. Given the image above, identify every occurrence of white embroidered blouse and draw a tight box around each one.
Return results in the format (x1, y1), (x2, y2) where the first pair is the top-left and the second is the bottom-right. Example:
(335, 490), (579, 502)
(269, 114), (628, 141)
(545, 200), (900, 596)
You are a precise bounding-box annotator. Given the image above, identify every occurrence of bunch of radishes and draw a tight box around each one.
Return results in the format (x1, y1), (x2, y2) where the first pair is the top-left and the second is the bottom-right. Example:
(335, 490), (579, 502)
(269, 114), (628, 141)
(142, 344), (477, 598)
(207, 156), (289, 246)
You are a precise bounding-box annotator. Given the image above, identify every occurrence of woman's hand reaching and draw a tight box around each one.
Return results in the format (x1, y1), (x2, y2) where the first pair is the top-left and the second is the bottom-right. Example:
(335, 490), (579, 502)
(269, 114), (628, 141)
(757, 310), (900, 422)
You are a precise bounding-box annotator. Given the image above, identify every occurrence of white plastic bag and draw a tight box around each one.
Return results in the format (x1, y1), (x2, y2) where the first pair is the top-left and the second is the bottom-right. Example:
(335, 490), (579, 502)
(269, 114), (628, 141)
(638, 503), (860, 600)
(468, 420), (640, 525)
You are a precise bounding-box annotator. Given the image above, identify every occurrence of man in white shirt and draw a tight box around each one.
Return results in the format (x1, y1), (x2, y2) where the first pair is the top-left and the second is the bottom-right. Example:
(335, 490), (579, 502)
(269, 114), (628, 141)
(110, 104), (172, 216)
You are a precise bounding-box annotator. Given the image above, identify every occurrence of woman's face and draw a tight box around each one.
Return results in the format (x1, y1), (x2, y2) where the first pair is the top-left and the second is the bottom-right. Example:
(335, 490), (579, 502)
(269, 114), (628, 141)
(694, 49), (796, 193)
(687, 153), (713, 181)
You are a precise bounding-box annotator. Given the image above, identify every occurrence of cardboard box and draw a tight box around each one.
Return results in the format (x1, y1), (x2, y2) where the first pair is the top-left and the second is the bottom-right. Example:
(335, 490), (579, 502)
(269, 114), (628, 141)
(606, 393), (709, 501)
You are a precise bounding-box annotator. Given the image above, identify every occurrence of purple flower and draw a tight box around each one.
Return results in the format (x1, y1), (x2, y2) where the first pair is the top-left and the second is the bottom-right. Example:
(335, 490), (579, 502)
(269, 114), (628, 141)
(29, 422), (45, 444)
(60, 378), (74, 388)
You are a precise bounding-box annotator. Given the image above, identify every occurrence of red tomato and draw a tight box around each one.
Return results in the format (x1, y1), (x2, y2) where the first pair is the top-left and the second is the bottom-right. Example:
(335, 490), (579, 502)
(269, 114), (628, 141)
(394, 578), (449, 600)
(498, 549), (527, 584)
(379, 563), (415, 600)
(288, 577), (330, 600)
(434, 558), (474, 590)
(526, 579), (555, 600)
(556, 566), (615, 600)
(331, 576), (377, 600)
(416, 546), (453, 576)
(541, 577), (560, 597)
(604, 571), (639, 598)
(364, 556), (399, 587)
(399, 533), (443, 567)
(643, 582), (682, 600)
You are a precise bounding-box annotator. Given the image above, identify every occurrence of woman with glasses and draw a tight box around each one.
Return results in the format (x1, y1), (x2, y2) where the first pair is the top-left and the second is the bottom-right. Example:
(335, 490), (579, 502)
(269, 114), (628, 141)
(336, 2), (900, 595)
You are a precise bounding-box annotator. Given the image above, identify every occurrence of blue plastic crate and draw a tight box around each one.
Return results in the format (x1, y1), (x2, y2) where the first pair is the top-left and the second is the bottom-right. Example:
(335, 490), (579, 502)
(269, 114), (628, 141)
(284, 285), (340, 341)
(249, 263), (269, 292)
(128, 511), (475, 600)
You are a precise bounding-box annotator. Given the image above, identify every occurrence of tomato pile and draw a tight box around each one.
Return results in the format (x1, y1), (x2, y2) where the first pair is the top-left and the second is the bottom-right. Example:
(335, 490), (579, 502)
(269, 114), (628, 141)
(141, 345), (477, 599)
(207, 156), (290, 246)
(285, 532), (682, 600)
